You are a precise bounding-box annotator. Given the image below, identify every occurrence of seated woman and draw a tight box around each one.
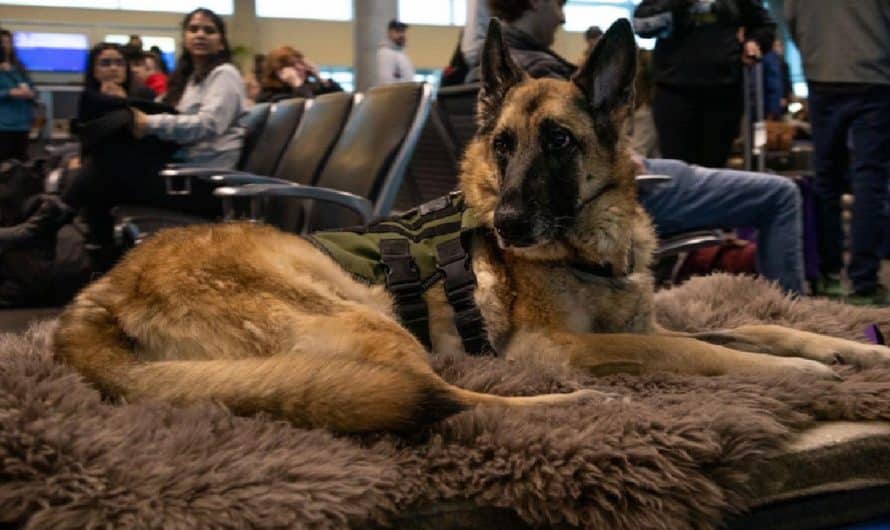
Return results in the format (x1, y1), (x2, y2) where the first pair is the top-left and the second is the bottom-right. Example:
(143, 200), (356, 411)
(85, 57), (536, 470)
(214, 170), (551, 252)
(9, 7), (246, 272)
(78, 42), (157, 121)
(256, 46), (342, 103)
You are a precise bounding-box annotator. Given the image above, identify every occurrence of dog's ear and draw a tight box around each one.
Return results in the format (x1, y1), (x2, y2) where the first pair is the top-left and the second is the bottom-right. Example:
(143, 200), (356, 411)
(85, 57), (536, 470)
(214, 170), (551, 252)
(477, 18), (524, 133)
(572, 18), (637, 113)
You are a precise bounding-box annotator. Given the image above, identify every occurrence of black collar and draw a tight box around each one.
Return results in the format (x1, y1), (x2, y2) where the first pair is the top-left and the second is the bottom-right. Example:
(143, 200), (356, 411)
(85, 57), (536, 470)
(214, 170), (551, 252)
(568, 246), (635, 282)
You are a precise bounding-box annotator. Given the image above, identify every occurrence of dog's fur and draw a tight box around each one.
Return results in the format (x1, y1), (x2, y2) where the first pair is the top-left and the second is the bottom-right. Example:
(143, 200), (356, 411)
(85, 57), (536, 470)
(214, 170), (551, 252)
(54, 20), (890, 433)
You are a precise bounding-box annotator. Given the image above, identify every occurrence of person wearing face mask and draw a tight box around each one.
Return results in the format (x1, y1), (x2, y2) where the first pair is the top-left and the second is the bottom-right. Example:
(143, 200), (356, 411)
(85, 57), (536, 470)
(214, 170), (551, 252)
(256, 46), (342, 103)
(4, 7), (246, 274)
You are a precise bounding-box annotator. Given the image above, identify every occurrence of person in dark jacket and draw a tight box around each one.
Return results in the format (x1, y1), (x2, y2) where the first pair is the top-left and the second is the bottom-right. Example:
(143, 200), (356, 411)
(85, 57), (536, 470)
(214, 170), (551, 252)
(77, 42), (158, 123)
(633, 0), (775, 167)
(787, 0), (890, 305)
(256, 46), (342, 103)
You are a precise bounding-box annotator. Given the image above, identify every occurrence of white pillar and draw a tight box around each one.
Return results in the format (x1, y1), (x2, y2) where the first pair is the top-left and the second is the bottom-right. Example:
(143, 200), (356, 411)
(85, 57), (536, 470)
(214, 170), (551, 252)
(353, 0), (398, 91)
(230, 0), (259, 74)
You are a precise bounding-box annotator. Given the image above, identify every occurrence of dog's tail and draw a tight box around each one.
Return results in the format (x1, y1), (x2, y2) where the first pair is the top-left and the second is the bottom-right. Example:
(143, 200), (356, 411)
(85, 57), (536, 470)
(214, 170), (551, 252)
(54, 298), (597, 433)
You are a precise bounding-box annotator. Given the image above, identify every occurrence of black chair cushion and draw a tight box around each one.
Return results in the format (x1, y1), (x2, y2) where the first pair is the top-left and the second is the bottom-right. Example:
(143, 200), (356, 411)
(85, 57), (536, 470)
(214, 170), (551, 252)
(242, 98), (305, 177)
(308, 83), (423, 230)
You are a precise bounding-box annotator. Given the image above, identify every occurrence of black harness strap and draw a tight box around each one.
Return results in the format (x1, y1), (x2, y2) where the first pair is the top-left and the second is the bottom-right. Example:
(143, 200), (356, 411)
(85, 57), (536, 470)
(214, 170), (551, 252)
(380, 238), (431, 349)
(435, 237), (493, 356)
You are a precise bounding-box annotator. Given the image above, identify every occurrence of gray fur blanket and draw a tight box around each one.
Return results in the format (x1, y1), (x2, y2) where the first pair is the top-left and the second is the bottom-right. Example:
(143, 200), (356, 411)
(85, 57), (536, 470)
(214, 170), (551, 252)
(2, 274), (890, 529)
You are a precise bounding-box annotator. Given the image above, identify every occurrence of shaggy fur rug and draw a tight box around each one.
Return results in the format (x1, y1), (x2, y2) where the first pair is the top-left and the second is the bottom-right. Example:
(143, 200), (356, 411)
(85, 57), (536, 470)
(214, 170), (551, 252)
(2, 274), (890, 529)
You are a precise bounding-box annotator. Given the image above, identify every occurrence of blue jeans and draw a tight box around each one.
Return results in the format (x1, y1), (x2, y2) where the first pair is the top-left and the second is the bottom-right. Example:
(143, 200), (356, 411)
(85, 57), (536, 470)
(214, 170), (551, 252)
(808, 85), (890, 293)
(641, 158), (805, 294)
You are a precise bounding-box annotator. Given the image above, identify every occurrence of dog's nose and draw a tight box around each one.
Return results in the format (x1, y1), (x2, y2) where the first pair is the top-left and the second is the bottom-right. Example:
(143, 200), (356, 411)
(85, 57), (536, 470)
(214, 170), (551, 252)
(494, 208), (535, 247)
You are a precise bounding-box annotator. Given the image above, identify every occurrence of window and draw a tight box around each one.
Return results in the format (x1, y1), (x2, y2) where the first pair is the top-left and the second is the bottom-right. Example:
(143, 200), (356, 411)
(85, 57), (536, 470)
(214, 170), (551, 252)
(13, 31), (90, 72)
(414, 69), (442, 89)
(318, 67), (354, 93)
(398, 0), (465, 26)
(0, 0), (232, 13)
(105, 34), (177, 69)
(255, 0), (352, 20)
(565, 0), (653, 49)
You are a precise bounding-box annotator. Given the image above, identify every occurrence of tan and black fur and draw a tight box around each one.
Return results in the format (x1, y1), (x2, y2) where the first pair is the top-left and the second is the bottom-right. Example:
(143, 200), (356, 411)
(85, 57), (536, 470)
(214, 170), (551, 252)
(54, 20), (890, 433)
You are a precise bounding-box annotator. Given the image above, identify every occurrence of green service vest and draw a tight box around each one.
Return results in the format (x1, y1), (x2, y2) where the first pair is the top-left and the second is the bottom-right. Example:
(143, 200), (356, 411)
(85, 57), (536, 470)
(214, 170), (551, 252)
(306, 192), (492, 355)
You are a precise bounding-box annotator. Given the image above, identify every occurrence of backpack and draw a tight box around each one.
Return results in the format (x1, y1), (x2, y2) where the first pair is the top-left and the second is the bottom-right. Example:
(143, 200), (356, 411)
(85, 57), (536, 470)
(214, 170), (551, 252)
(674, 237), (758, 285)
(0, 159), (90, 308)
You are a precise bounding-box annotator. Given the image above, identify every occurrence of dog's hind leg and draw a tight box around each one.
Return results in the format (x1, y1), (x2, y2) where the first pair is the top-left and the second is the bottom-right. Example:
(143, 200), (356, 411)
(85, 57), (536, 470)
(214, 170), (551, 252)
(55, 297), (602, 433)
(689, 324), (890, 369)
(281, 306), (609, 422)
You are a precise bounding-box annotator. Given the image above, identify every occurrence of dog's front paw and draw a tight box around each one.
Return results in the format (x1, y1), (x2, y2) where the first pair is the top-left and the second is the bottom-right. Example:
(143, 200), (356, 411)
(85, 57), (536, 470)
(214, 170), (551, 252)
(805, 339), (890, 369)
(776, 357), (841, 380)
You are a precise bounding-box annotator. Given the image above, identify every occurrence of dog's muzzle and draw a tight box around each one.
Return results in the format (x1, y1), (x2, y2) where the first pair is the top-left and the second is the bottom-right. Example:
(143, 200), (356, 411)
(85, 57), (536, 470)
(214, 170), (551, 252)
(493, 207), (537, 247)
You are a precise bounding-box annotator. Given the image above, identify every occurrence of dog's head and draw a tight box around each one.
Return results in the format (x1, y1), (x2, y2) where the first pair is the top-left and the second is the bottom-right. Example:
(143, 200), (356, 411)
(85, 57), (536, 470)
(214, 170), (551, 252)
(461, 18), (638, 261)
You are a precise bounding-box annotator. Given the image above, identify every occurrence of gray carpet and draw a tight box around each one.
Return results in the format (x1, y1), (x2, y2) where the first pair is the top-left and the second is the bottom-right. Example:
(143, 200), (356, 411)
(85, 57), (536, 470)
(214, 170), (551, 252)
(2, 274), (890, 529)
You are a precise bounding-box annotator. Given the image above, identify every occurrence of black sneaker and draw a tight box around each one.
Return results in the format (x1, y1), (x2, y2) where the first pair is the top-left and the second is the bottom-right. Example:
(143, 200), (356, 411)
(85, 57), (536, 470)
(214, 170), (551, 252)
(847, 285), (890, 307)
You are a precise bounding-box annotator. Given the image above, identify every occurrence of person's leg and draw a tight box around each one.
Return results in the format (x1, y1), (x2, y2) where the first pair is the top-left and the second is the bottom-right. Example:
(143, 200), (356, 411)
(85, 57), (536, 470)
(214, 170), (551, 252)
(0, 131), (28, 163)
(807, 88), (850, 280)
(697, 83), (744, 168)
(846, 86), (890, 295)
(652, 85), (700, 164)
(641, 158), (805, 293)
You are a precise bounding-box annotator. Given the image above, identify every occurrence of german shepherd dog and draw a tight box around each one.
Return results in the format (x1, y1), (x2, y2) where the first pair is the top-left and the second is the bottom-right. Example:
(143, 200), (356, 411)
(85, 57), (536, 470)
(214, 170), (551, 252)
(54, 19), (890, 433)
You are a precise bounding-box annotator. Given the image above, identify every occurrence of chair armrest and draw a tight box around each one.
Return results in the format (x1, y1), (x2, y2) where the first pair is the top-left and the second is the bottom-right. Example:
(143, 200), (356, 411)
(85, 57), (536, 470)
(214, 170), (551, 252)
(159, 167), (241, 178)
(654, 229), (725, 259)
(160, 167), (292, 196)
(635, 174), (672, 196)
(160, 166), (240, 196)
(213, 183), (374, 225)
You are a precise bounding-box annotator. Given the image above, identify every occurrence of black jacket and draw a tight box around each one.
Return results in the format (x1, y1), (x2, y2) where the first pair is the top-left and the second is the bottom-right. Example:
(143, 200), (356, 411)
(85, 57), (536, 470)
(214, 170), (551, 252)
(634, 0), (775, 87)
(256, 78), (344, 103)
(465, 26), (577, 83)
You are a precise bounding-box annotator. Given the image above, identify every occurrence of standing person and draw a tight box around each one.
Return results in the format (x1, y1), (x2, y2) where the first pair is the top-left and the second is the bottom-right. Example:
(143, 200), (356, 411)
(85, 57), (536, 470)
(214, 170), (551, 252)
(633, 0), (775, 168)
(465, 0), (805, 294)
(773, 39), (792, 112)
(256, 46), (342, 103)
(786, 0), (890, 304)
(376, 19), (415, 85)
(127, 35), (143, 50)
(461, 0), (491, 70)
(0, 29), (36, 163)
(578, 25), (603, 64)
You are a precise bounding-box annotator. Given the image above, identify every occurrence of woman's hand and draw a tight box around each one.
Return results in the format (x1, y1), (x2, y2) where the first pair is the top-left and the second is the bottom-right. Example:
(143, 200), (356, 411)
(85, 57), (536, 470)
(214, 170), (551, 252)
(741, 40), (762, 66)
(277, 66), (303, 88)
(8, 86), (35, 99)
(131, 108), (149, 139)
(101, 80), (127, 98)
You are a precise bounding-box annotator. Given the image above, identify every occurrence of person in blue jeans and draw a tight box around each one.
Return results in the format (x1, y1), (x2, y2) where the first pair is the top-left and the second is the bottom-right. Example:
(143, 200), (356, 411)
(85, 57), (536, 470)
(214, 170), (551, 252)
(787, 0), (890, 304)
(639, 157), (804, 294)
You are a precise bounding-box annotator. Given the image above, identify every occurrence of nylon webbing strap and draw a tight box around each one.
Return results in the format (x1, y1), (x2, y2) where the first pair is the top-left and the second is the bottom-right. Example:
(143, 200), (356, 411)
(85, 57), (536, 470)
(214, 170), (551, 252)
(380, 238), (431, 349)
(435, 237), (493, 356)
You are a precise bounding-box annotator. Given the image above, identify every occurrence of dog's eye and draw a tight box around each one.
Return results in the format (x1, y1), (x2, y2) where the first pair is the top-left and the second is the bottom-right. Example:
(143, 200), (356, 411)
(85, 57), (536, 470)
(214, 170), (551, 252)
(493, 137), (511, 157)
(548, 128), (572, 150)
